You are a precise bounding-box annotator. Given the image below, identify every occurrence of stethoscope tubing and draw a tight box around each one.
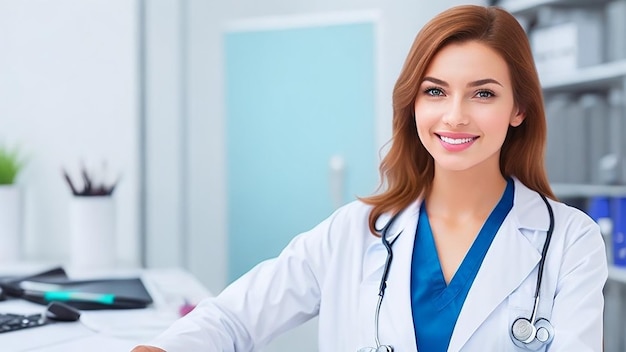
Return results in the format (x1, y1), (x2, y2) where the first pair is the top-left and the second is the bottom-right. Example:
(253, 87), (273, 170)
(534, 194), (554, 303)
(376, 212), (402, 348)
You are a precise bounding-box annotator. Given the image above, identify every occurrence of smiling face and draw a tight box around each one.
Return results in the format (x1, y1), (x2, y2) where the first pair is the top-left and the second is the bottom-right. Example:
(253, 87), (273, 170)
(414, 40), (525, 176)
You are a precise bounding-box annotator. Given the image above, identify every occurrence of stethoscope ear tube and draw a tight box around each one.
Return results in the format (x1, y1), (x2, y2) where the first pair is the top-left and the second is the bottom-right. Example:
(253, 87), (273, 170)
(376, 212), (402, 298)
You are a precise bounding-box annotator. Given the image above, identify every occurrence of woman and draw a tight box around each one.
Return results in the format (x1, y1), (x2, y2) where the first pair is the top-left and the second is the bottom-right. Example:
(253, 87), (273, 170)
(132, 5), (607, 351)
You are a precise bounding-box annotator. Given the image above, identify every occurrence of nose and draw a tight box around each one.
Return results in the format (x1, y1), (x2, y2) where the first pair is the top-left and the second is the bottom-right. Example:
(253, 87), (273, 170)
(441, 98), (469, 127)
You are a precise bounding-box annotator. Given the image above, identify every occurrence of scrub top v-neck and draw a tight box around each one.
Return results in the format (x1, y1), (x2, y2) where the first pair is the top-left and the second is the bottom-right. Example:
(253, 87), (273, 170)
(410, 178), (514, 352)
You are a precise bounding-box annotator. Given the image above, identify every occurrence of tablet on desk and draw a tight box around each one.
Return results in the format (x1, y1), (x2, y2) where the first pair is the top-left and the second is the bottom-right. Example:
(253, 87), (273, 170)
(0, 267), (153, 310)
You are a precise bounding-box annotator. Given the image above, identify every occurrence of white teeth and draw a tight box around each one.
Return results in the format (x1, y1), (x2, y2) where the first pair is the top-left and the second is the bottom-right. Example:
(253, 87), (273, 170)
(439, 135), (474, 145)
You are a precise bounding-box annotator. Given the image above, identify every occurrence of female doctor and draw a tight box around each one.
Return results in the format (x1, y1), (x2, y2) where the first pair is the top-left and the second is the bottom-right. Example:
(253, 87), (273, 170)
(132, 5), (607, 352)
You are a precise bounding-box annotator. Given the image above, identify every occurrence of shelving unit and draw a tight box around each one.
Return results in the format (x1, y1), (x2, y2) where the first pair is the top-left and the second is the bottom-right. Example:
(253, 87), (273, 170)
(552, 183), (626, 198)
(609, 265), (626, 284)
(541, 60), (626, 93)
(501, 2), (626, 350)
(501, 0), (610, 16)
(500, 0), (626, 200)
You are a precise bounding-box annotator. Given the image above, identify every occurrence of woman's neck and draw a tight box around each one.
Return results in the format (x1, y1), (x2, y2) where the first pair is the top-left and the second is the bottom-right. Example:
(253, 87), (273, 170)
(426, 169), (508, 220)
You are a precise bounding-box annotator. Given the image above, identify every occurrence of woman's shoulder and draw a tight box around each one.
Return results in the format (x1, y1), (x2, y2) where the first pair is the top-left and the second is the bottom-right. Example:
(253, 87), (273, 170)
(513, 179), (602, 246)
(332, 199), (374, 220)
(316, 200), (374, 238)
(513, 178), (599, 231)
(296, 199), (373, 242)
(547, 198), (604, 250)
(549, 199), (598, 229)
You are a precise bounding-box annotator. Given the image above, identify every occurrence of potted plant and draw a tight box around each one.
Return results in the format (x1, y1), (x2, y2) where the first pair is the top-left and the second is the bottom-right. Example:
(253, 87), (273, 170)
(0, 145), (25, 262)
(0, 146), (24, 185)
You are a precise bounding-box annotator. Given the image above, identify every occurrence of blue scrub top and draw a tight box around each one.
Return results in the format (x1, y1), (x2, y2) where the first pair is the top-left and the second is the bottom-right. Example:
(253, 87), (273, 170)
(411, 178), (514, 352)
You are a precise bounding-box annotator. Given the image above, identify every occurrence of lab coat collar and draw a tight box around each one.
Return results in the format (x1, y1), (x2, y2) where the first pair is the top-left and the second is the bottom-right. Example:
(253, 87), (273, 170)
(373, 177), (547, 235)
(510, 177), (552, 231)
(448, 177), (549, 351)
(373, 201), (420, 243)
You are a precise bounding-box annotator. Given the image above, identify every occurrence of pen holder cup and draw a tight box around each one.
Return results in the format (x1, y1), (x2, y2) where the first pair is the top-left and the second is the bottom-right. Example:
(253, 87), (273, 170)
(69, 196), (116, 270)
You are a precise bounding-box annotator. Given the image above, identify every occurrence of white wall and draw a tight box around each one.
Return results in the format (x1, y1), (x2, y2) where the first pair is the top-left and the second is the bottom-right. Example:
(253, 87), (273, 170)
(0, 0), (139, 267)
(143, 0), (188, 270)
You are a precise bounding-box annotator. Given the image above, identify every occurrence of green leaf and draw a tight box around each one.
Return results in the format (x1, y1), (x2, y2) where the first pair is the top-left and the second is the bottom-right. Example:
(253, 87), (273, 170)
(0, 146), (24, 185)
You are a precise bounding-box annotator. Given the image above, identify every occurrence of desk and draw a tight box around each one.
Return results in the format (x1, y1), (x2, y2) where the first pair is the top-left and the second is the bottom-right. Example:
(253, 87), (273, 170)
(0, 264), (212, 352)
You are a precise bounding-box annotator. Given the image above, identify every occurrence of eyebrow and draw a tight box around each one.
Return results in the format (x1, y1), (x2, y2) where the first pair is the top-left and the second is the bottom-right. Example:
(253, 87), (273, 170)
(422, 76), (503, 88)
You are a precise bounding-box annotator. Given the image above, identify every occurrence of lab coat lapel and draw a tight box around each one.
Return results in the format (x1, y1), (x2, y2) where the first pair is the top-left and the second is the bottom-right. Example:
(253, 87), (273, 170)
(361, 207), (415, 282)
(447, 222), (541, 351)
(377, 202), (420, 352)
(448, 178), (547, 351)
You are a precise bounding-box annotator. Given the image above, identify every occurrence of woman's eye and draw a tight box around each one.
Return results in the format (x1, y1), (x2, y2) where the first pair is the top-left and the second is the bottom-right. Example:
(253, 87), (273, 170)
(476, 90), (494, 98)
(425, 88), (444, 96)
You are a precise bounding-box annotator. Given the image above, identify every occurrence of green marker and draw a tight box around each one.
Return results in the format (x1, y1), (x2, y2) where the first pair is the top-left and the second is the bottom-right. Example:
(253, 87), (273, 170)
(43, 291), (116, 305)
(22, 289), (147, 308)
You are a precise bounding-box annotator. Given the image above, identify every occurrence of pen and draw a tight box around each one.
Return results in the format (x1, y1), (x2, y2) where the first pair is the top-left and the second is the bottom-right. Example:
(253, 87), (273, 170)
(37, 291), (144, 306)
(62, 169), (79, 196)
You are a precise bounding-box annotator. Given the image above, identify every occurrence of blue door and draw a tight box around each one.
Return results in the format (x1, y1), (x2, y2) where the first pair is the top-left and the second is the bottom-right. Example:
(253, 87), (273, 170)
(225, 20), (377, 281)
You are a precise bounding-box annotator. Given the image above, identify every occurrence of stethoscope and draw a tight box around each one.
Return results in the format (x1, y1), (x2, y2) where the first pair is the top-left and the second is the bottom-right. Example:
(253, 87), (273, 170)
(359, 193), (555, 352)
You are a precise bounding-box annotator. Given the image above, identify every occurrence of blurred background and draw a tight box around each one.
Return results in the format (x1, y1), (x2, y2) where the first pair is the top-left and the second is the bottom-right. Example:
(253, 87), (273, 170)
(2, 0), (626, 350)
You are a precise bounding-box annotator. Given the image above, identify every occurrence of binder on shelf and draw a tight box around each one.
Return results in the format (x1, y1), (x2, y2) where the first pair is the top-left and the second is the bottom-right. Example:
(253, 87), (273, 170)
(605, 0), (626, 62)
(587, 196), (613, 264)
(608, 89), (625, 184)
(545, 94), (571, 183)
(612, 197), (626, 267)
(581, 93), (610, 184)
(529, 7), (604, 77)
(565, 97), (587, 183)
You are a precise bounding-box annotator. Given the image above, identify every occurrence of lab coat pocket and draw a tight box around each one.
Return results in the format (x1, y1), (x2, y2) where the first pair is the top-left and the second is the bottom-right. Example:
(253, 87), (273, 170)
(508, 288), (534, 331)
(361, 243), (387, 283)
(357, 244), (387, 347)
(357, 281), (379, 348)
(507, 290), (547, 352)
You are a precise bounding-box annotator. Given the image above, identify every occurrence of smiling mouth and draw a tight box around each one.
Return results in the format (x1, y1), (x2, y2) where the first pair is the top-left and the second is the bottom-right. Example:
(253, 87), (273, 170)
(437, 134), (478, 145)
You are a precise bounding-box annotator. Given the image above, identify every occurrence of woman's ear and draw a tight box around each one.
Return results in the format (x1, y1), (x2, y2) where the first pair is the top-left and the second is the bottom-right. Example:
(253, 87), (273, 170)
(510, 109), (526, 127)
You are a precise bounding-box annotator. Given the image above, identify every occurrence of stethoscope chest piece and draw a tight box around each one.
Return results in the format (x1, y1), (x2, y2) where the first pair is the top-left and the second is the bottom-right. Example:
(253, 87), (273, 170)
(511, 316), (554, 349)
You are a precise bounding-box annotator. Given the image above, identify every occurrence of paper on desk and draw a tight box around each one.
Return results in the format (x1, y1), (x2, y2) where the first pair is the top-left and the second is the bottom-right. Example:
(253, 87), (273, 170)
(79, 308), (180, 341)
(141, 268), (212, 309)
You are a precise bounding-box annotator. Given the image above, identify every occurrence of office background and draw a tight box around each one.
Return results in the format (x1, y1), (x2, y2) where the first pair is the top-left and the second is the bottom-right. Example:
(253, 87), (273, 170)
(2, 0), (626, 351)
(0, 0), (481, 296)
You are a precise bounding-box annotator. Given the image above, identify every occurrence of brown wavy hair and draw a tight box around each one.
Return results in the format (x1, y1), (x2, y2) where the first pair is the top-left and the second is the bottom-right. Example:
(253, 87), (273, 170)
(360, 5), (555, 235)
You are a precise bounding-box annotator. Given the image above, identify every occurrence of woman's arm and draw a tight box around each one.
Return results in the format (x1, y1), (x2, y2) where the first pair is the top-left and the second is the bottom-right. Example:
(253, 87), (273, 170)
(131, 346), (165, 352)
(129, 204), (354, 352)
(548, 210), (608, 351)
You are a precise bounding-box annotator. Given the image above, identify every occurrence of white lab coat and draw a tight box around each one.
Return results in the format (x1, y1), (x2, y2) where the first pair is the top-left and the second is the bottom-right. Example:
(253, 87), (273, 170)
(150, 178), (607, 351)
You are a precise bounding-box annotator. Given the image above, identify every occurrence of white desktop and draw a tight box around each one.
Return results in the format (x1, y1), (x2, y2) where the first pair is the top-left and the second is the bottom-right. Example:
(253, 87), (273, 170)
(0, 263), (211, 352)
